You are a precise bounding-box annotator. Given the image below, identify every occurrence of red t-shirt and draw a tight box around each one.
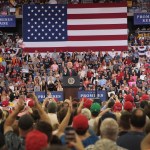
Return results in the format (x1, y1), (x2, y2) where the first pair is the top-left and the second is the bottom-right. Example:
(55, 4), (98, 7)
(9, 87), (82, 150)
(87, 71), (93, 78)
(0, 65), (5, 73)
(116, 72), (124, 81)
(124, 58), (132, 65)
(132, 87), (138, 95)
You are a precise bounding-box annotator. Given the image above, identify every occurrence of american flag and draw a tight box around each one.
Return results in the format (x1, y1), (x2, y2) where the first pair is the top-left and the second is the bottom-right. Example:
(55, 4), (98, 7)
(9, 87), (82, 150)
(23, 3), (128, 52)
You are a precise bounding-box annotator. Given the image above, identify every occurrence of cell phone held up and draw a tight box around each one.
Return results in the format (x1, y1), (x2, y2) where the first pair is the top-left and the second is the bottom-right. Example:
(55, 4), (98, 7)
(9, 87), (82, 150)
(65, 126), (76, 144)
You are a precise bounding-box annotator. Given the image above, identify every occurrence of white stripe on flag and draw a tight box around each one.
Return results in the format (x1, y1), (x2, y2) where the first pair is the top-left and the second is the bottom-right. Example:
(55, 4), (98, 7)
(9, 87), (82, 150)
(24, 40), (127, 47)
(68, 7), (127, 14)
(68, 29), (128, 36)
(68, 18), (127, 25)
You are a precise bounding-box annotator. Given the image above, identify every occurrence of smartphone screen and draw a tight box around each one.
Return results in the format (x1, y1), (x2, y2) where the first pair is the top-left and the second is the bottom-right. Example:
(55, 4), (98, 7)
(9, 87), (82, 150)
(65, 126), (76, 144)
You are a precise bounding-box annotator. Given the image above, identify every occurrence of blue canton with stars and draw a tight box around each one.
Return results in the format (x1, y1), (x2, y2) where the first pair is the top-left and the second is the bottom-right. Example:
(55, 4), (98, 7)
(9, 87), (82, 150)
(23, 4), (67, 42)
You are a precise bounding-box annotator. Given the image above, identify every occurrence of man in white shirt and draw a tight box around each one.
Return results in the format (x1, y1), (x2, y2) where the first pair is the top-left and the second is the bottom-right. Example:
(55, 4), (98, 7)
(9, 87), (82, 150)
(47, 102), (59, 130)
(110, 49), (116, 59)
(140, 71), (146, 81)
(122, 51), (129, 59)
(145, 49), (150, 59)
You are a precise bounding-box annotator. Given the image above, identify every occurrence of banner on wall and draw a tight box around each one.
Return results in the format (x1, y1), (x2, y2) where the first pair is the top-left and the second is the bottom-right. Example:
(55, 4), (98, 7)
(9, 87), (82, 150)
(0, 15), (16, 27)
(134, 13), (150, 25)
(78, 90), (107, 101)
(35, 91), (64, 102)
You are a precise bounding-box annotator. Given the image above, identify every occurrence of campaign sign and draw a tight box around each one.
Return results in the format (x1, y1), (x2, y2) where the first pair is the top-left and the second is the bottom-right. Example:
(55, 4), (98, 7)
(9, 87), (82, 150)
(78, 90), (107, 101)
(35, 91), (64, 102)
(134, 13), (150, 25)
(0, 15), (16, 27)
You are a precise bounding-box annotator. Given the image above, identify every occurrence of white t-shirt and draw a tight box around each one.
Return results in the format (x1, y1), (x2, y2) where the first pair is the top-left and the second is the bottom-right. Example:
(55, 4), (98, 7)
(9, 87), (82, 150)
(88, 118), (95, 130)
(48, 113), (59, 129)
(140, 74), (146, 80)
(122, 53), (129, 58)
(110, 52), (116, 58)
(145, 51), (150, 58)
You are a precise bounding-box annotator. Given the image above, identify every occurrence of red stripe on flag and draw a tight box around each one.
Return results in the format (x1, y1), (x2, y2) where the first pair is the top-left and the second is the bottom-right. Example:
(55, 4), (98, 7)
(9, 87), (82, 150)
(68, 35), (128, 41)
(68, 3), (127, 8)
(24, 46), (128, 52)
(68, 13), (127, 19)
(68, 24), (127, 30)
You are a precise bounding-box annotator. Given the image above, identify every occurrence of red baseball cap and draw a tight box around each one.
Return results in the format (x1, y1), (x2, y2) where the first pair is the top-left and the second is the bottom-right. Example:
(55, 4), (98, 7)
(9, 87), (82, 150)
(73, 114), (89, 130)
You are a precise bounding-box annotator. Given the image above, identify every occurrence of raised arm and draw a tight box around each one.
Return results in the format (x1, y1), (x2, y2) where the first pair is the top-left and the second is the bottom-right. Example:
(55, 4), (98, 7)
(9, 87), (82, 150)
(4, 96), (24, 134)
(77, 98), (84, 114)
(57, 100), (72, 137)
(28, 93), (51, 125)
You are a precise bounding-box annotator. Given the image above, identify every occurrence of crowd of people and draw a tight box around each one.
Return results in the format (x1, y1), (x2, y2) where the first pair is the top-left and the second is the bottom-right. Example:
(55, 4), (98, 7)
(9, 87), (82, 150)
(0, 29), (149, 149)
(1, 0), (150, 16)
(129, 27), (150, 47)
(127, 0), (150, 13)
(0, 81), (150, 150)
(0, 0), (150, 149)
(0, 32), (149, 97)
(0, 93), (149, 150)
